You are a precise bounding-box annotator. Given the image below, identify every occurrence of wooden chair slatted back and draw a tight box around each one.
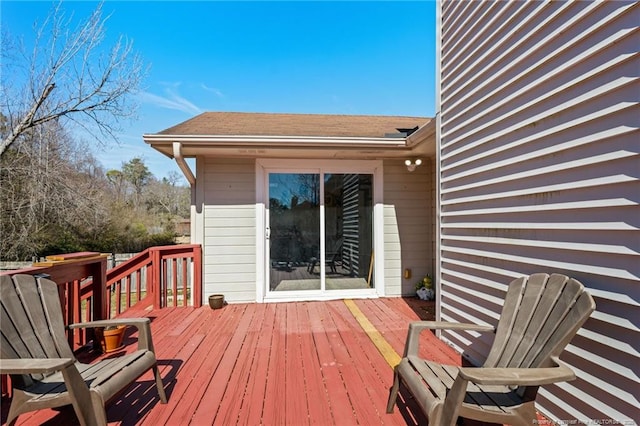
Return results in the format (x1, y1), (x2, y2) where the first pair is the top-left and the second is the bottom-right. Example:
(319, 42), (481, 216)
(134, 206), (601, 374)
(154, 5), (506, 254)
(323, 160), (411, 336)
(485, 273), (595, 369)
(1, 275), (75, 371)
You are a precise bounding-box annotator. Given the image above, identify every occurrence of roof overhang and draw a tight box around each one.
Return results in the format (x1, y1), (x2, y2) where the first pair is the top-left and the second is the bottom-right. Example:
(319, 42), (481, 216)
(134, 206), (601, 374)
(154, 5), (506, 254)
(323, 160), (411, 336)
(143, 118), (435, 161)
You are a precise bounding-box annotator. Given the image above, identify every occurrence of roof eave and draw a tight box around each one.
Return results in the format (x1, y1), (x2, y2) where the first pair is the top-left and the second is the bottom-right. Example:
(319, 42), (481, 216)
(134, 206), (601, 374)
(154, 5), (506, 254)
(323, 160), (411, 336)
(406, 118), (436, 148)
(143, 134), (410, 147)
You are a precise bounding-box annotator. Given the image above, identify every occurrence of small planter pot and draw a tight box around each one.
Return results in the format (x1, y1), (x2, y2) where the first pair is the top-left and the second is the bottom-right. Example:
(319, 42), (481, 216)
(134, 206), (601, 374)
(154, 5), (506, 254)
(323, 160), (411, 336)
(208, 294), (225, 309)
(95, 326), (126, 353)
(416, 287), (435, 301)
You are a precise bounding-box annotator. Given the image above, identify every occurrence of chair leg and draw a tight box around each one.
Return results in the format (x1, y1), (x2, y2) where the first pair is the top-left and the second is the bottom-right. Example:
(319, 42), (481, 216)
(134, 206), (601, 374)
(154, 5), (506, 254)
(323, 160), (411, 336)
(387, 367), (401, 413)
(153, 365), (168, 403)
(7, 400), (21, 426)
(62, 363), (102, 426)
(89, 391), (108, 426)
(512, 402), (538, 426)
(5, 390), (29, 426)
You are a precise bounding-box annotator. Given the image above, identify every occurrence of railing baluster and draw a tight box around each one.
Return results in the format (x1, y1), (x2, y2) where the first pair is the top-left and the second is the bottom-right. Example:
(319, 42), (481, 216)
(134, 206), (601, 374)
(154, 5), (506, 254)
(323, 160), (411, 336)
(194, 245), (202, 306)
(136, 270), (142, 304)
(84, 291), (92, 322)
(106, 284), (112, 319)
(146, 263), (153, 307)
(64, 282), (73, 348)
(79, 281), (93, 349)
(72, 280), (82, 348)
(116, 280), (123, 316)
(163, 258), (168, 307)
(126, 275), (132, 310)
(181, 257), (188, 307)
(172, 258), (178, 307)
(152, 248), (161, 309)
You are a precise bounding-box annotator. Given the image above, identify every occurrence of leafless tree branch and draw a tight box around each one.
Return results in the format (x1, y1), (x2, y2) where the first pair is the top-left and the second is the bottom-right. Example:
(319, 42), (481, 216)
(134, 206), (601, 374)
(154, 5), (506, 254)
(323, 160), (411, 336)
(1, 1), (145, 157)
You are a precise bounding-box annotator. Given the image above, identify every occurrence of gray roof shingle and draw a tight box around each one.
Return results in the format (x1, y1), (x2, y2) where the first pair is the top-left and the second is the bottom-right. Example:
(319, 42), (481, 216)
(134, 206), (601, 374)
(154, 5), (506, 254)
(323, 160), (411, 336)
(157, 112), (430, 138)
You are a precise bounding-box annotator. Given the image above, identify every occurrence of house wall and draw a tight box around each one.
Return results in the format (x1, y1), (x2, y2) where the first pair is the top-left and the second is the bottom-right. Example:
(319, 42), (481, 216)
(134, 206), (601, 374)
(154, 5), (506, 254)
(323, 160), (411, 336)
(198, 156), (436, 301)
(202, 157), (257, 302)
(383, 158), (435, 296)
(437, 1), (639, 423)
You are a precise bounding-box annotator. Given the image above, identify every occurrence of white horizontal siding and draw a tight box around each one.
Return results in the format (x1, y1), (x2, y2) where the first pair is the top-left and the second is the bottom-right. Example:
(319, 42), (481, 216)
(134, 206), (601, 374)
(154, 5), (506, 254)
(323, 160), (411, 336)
(383, 159), (435, 296)
(202, 158), (256, 303)
(438, 0), (639, 423)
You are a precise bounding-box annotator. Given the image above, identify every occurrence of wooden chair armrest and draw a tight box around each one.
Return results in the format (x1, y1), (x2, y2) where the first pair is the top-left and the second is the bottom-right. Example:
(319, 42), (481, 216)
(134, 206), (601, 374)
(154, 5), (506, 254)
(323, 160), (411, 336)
(69, 317), (150, 329)
(0, 358), (75, 375)
(70, 318), (155, 352)
(457, 360), (576, 386)
(438, 359), (575, 426)
(404, 321), (495, 357)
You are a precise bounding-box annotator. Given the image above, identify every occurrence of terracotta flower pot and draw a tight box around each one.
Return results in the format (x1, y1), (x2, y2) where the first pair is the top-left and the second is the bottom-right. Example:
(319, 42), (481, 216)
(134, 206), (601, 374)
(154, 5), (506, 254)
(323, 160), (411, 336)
(95, 326), (126, 353)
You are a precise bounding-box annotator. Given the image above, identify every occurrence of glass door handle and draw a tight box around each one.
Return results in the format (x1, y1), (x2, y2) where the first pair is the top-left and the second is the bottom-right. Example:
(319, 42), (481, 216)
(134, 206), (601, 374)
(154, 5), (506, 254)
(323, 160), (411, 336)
(266, 227), (270, 240)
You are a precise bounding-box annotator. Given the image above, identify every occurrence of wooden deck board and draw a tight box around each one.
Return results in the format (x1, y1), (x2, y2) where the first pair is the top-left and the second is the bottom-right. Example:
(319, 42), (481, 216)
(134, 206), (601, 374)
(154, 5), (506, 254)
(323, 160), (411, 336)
(152, 305), (241, 424)
(190, 304), (255, 424)
(307, 301), (357, 425)
(3, 297), (517, 426)
(236, 303), (273, 425)
(297, 303), (334, 426)
(356, 299), (412, 356)
(261, 302), (287, 425)
(141, 308), (223, 425)
(335, 301), (409, 425)
(324, 301), (390, 425)
(215, 304), (262, 425)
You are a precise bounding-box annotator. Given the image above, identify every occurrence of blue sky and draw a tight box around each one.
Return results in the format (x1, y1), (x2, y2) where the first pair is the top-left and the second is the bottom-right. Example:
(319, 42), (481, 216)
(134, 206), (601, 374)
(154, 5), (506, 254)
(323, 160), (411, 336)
(2, 1), (436, 180)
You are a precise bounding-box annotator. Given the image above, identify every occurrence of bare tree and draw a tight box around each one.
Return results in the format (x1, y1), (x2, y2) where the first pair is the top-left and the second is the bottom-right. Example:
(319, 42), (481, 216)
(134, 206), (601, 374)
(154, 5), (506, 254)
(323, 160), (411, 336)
(0, 1), (145, 156)
(145, 172), (190, 217)
(0, 119), (112, 260)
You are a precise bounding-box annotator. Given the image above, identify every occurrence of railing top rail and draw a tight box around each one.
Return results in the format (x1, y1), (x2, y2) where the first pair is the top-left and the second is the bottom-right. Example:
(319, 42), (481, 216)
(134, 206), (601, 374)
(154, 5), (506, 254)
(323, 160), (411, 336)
(106, 248), (152, 283)
(0, 254), (108, 284)
(0, 265), (48, 276)
(150, 244), (201, 255)
(151, 244), (201, 250)
(106, 245), (201, 283)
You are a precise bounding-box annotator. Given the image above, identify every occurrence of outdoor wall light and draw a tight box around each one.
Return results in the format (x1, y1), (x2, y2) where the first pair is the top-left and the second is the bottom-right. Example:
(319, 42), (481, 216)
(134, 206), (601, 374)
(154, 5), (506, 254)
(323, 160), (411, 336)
(405, 159), (422, 172)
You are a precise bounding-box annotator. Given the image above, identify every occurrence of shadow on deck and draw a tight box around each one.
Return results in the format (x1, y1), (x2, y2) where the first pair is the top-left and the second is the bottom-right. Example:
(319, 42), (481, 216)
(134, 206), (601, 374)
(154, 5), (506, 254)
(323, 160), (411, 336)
(2, 298), (513, 426)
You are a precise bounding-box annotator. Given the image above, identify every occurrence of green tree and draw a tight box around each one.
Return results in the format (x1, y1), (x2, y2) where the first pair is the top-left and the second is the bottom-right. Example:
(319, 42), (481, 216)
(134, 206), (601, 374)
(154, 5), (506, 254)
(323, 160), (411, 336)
(121, 157), (152, 203)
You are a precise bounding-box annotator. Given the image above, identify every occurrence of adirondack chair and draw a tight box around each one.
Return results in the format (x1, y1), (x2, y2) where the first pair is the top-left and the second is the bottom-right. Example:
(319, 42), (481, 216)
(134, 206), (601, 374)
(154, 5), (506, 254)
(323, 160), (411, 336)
(0, 274), (167, 426)
(387, 273), (596, 426)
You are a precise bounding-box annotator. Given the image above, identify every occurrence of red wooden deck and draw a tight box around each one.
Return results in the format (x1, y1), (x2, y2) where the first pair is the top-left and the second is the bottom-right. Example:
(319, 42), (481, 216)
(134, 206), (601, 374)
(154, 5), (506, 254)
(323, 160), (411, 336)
(1, 298), (530, 425)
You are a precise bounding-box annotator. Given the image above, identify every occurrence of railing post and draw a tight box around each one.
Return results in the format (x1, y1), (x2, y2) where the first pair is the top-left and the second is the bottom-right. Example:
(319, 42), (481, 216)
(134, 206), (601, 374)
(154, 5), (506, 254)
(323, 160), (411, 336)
(90, 256), (108, 320)
(71, 280), (82, 348)
(193, 244), (203, 307)
(152, 247), (162, 309)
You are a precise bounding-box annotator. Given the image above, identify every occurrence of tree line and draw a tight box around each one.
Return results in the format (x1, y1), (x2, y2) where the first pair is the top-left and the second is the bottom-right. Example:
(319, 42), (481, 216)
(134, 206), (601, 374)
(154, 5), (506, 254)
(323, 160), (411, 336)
(0, 2), (190, 261)
(0, 115), (190, 261)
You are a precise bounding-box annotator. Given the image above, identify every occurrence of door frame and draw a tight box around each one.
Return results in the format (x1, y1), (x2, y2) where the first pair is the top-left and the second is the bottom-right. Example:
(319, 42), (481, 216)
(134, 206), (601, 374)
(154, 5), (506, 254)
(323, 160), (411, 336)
(255, 158), (385, 302)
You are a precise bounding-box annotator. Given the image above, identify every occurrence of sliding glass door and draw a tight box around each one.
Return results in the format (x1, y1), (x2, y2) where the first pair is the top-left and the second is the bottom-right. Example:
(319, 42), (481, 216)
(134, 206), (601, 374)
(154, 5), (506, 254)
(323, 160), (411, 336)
(324, 173), (374, 291)
(268, 173), (321, 291)
(267, 170), (374, 294)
